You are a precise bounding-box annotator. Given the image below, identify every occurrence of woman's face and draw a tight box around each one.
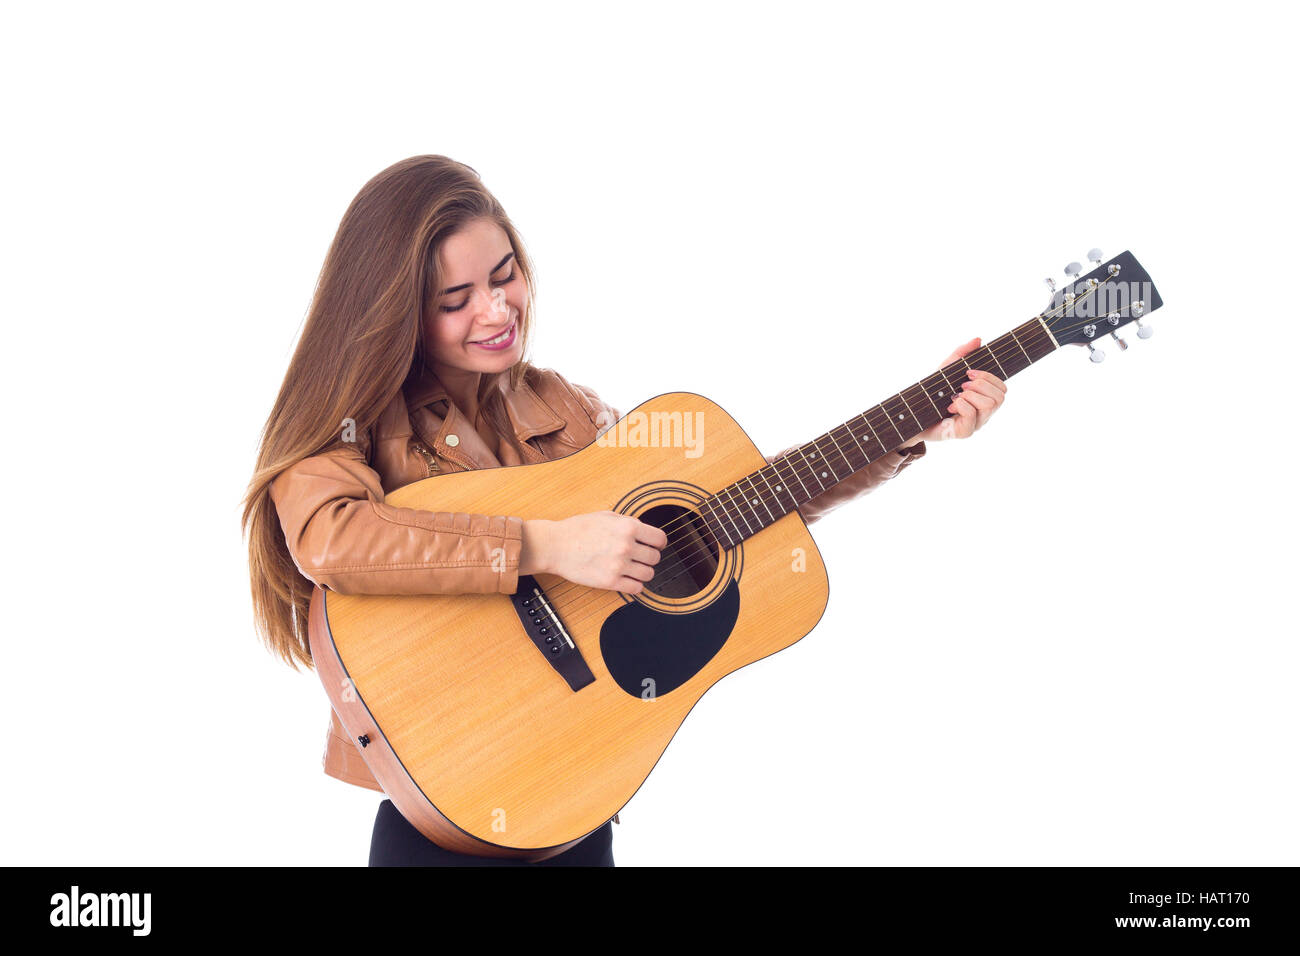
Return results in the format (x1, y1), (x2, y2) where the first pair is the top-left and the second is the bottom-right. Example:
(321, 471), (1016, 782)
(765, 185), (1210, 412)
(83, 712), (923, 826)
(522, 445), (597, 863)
(424, 217), (526, 378)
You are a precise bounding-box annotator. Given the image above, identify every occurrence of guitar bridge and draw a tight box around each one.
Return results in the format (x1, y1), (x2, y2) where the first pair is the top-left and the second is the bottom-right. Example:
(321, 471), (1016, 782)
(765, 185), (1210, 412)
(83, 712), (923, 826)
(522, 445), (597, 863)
(510, 575), (596, 692)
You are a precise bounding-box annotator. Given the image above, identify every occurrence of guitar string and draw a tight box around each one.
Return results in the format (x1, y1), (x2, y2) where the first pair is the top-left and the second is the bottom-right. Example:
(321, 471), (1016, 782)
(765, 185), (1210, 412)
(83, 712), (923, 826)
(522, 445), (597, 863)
(527, 348), (1024, 616)
(581, 331), (1038, 559)
(533, 327), (1054, 611)
(524, 288), (1140, 616)
(533, 315), (1073, 615)
(594, 286), (1139, 560)
(534, 345), (1126, 627)
(585, 282), (1126, 556)
(537, 309), (1144, 622)
(525, 281), (1115, 592)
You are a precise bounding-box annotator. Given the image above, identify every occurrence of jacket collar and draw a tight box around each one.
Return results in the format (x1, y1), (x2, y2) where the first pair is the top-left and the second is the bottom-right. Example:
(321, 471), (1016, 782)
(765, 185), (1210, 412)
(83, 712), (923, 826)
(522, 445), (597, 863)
(404, 368), (566, 442)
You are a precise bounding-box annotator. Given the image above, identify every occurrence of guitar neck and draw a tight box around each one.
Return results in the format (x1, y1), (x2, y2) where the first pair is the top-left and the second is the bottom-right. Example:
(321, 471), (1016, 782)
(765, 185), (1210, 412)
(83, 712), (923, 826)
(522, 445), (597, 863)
(699, 316), (1058, 549)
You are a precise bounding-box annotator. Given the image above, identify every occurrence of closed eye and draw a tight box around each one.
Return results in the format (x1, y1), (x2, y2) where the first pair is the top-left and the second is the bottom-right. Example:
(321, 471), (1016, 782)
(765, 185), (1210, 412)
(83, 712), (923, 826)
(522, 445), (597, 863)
(440, 269), (516, 312)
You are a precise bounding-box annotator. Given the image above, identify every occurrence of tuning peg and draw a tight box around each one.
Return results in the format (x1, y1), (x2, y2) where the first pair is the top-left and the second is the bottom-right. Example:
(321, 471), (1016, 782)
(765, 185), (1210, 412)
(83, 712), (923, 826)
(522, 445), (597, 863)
(1110, 330), (1128, 351)
(1088, 343), (1105, 363)
(1087, 248), (1104, 266)
(1136, 319), (1154, 339)
(1064, 262), (1083, 280)
(1043, 276), (1059, 309)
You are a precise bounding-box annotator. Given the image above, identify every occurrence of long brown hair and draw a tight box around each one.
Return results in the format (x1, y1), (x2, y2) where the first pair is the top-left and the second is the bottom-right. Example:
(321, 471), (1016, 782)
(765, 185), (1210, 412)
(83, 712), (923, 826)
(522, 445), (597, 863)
(242, 155), (537, 670)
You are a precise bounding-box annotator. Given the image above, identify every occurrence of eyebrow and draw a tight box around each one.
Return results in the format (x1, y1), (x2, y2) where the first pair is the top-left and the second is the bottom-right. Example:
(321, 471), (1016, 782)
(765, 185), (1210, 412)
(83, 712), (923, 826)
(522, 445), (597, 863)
(439, 252), (515, 296)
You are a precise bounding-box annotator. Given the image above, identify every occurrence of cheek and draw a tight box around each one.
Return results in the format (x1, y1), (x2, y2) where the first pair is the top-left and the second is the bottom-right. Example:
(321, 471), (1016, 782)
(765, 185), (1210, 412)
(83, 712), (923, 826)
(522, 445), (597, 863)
(508, 278), (528, 315)
(427, 313), (469, 353)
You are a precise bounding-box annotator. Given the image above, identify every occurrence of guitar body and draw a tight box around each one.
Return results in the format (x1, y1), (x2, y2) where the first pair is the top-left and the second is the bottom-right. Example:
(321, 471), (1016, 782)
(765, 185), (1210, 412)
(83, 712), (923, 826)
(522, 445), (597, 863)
(308, 391), (830, 860)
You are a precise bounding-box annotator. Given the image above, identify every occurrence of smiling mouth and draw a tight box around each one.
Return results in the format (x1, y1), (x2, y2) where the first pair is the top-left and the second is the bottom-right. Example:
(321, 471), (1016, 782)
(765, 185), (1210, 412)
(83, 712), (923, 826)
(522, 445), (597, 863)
(470, 320), (516, 345)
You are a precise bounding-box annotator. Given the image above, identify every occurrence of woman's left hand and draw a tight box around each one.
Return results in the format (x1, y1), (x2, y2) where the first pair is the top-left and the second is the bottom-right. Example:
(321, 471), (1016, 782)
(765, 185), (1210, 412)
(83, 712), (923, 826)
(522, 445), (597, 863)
(905, 336), (1006, 445)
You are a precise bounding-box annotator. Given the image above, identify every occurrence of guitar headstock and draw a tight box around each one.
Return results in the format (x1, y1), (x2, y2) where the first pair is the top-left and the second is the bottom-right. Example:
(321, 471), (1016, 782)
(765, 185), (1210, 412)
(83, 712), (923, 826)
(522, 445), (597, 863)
(1041, 249), (1163, 362)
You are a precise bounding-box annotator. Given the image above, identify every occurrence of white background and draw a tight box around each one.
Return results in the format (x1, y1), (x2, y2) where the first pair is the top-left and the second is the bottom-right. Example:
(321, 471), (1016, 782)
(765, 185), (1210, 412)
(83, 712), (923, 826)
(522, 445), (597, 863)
(2, 1), (1295, 866)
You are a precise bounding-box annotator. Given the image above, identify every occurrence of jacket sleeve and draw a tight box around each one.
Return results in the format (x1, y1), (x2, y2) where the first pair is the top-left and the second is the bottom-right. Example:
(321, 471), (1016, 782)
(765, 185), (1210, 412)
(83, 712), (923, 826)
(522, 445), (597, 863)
(766, 442), (927, 525)
(269, 432), (523, 596)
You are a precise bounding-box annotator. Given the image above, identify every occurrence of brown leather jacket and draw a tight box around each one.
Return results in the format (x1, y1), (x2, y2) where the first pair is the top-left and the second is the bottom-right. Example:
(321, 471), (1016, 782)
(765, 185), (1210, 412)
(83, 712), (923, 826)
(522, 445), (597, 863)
(269, 364), (926, 792)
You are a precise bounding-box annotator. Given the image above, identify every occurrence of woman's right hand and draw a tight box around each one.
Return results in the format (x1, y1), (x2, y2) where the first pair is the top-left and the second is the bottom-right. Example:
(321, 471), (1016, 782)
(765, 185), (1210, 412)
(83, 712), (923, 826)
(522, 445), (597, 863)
(520, 512), (667, 594)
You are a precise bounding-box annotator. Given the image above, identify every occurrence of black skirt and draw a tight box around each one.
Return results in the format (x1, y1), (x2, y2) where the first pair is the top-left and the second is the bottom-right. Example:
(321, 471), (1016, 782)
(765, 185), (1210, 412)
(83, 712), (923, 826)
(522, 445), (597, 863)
(368, 799), (615, 867)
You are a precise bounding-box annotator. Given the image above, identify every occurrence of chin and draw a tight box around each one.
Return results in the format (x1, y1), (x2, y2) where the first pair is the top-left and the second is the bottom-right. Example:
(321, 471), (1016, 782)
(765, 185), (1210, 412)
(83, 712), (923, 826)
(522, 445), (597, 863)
(466, 347), (519, 371)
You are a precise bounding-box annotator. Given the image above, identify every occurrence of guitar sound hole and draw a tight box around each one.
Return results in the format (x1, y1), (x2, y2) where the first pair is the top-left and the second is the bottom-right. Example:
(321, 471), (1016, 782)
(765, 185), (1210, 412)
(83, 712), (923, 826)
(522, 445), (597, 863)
(639, 504), (719, 598)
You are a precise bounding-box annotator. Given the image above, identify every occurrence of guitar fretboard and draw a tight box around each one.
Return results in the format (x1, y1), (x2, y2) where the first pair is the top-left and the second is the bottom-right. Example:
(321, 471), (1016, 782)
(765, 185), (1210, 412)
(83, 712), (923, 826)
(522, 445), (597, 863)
(698, 317), (1057, 548)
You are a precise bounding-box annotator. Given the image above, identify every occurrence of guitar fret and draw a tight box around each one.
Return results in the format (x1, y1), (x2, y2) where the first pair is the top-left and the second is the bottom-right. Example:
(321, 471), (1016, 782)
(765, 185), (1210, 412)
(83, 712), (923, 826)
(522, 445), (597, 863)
(882, 396), (906, 442)
(803, 447), (829, 490)
(699, 500), (733, 550)
(861, 414), (886, 452)
(918, 374), (943, 418)
(826, 430), (854, 478)
(704, 316), (1056, 546)
(816, 439), (842, 482)
(757, 467), (794, 514)
(839, 425), (863, 465)
(715, 489), (745, 543)
(898, 390), (920, 430)
(993, 336), (1022, 375)
(937, 366), (961, 400)
(726, 485), (756, 536)
(985, 346), (1008, 378)
(779, 454), (815, 501)
(1007, 327), (1032, 365)
(899, 390), (920, 437)
(744, 475), (776, 523)
(845, 422), (870, 461)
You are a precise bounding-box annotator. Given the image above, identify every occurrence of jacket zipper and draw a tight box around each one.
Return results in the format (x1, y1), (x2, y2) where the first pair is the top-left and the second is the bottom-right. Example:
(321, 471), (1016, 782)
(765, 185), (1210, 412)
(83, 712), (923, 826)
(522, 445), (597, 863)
(410, 438), (439, 476)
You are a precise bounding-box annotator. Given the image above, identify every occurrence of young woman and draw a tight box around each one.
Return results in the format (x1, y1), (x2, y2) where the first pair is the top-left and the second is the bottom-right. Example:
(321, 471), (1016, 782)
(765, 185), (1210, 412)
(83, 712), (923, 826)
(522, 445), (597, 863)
(242, 155), (1007, 867)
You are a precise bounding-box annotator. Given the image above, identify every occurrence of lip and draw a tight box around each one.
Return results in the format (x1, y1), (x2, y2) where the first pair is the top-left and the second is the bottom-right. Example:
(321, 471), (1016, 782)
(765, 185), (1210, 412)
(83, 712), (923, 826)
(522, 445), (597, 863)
(469, 319), (517, 350)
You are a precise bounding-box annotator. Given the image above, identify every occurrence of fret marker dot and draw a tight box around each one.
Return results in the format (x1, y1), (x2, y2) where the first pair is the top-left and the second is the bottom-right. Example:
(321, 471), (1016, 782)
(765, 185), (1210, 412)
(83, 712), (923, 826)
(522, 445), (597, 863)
(898, 413), (905, 420)
(821, 471), (828, 478)
(937, 390), (945, 397)
(775, 485), (782, 492)
(752, 498), (759, 506)
(862, 435), (869, 442)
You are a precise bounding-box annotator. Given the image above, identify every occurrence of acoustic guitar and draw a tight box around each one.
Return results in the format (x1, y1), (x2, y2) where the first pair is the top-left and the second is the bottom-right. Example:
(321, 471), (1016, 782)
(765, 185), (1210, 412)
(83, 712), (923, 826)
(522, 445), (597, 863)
(308, 249), (1163, 860)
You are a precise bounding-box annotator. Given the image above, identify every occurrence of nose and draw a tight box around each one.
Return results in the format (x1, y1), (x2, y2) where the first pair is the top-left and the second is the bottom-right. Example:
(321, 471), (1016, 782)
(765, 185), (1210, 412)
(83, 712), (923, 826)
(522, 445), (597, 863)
(469, 285), (513, 322)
